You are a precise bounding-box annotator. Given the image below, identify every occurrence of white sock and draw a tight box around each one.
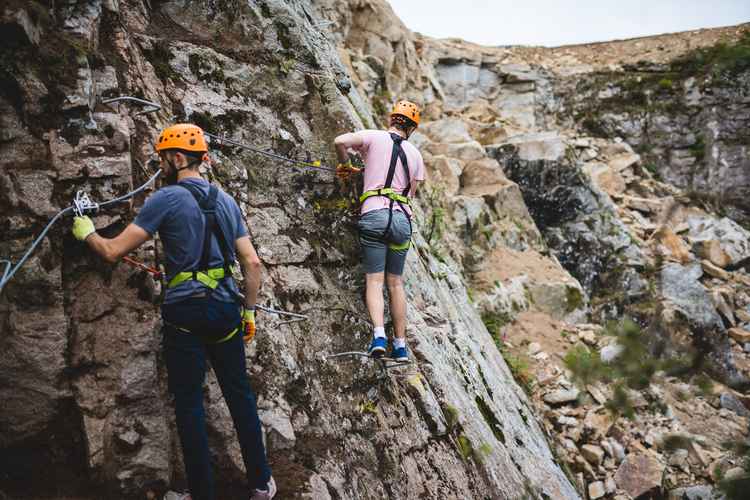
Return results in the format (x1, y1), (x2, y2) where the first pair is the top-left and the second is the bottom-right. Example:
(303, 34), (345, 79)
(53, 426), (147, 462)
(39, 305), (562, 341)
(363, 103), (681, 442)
(393, 337), (406, 349)
(373, 326), (386, 339)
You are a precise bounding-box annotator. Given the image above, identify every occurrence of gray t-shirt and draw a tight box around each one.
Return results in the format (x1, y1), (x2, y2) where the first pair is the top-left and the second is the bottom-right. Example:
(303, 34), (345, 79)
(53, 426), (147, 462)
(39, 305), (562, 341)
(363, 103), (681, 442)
(134, 177), (248, 304)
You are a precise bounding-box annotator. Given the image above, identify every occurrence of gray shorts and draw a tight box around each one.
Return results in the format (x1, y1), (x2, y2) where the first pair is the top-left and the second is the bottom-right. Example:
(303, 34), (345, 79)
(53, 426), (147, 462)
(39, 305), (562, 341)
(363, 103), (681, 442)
(358, 208), (412, 275)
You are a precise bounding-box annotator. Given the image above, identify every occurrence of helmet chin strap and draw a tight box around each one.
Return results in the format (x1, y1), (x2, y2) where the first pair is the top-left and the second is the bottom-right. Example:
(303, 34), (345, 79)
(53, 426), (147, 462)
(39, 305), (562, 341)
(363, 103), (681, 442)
(166, 157), (200, 181)
(166, 159), (202, 173)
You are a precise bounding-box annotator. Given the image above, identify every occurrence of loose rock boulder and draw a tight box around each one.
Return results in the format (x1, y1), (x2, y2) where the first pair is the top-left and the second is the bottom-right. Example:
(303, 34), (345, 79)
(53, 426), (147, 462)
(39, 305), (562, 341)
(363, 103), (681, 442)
(614, 452), (665, 499)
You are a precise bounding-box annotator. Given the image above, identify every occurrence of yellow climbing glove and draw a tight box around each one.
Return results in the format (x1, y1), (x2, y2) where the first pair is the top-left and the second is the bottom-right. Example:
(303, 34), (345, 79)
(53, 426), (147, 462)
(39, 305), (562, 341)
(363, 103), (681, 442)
(242, 308), (256, 344)
(72, 216), (95, 241)
(336, 162), (361, 181)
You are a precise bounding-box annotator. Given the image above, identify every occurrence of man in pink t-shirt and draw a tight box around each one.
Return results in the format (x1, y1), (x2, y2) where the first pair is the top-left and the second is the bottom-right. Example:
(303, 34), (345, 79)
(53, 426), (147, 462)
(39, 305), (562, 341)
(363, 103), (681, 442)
(334, 101), (426, 362)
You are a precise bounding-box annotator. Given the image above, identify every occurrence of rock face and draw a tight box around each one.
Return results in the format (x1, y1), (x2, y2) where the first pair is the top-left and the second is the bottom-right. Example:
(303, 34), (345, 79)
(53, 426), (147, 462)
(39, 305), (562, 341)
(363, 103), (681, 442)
(321, 5), (750, 499)
(2, 0), (749, 498)
(557, 40), (750, 225)
(0, 1), (577, 498)
(490, 140), (646, 301)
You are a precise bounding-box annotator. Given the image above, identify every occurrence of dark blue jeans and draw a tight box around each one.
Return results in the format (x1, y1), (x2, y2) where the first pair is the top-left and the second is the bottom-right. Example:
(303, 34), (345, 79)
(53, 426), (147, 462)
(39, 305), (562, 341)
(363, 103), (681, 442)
(162, 296), (271, 499)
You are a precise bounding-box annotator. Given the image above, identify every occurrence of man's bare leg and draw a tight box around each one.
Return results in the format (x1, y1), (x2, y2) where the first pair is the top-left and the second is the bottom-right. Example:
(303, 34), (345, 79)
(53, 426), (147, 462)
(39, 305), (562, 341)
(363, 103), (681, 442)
(365, 272), (385, 327)
(386, 273), (406, 339)
(386, 273), (409, 361)
(365, 272), (388, 356)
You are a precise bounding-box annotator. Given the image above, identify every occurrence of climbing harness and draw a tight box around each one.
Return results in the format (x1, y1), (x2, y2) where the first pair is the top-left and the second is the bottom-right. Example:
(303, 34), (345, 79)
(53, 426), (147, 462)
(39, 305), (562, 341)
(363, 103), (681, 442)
(205, 132), (336, 172)
(119, 254), (306, 322)
(167, 183), (235, 291)
(327, 351), (412, 380)
(0, 169), (162, 294)
(358, 132), (413, 250)
(157, 181), (239, 343)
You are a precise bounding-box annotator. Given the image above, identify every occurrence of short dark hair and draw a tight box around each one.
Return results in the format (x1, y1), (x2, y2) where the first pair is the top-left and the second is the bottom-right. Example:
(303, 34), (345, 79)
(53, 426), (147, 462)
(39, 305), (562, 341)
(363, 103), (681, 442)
(389, 114), (417, 134)
(163, 148), (204, 163)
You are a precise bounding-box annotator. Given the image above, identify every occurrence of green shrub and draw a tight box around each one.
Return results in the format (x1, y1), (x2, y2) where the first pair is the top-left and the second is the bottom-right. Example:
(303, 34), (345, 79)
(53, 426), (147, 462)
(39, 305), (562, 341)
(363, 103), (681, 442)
(689, 135), (706, 161)
(423, 185), (447, 247)
(563, 344), (610, 387)
(457, 434), (474, 461)
(605, 383), (636, 419)
(443, 403), (460, 431)
(471, 442), (493, 464)
(671, 29), (750, 77)
(694, 373), (715, 397)
(500, 346), (534, 394)
(482, 311), (512, 346)
(565, 286), (584, 313)
(146, 40), (180, 82)
(643, 162), (660, 178)
(563, 319), (661, 418)
(658, 78), (674, 90)
(358, 399), (377, 415)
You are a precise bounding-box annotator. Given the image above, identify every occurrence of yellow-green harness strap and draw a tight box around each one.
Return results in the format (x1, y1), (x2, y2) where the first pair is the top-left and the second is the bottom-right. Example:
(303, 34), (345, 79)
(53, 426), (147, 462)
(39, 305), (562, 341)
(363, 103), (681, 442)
(214, 327), (239, 343)
(167, 267), (231, 289)
(360, 188), (411, 205)
(388, 240), (411, 251)
(360, 189), (412, 250)
(164, 321), (239, 344)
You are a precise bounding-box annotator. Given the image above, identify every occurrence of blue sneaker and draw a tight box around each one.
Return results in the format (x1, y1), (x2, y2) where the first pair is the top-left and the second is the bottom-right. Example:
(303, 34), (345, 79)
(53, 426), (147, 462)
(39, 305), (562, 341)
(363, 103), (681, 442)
(390, 345), (408, 362)
(368, 336), (387, 357)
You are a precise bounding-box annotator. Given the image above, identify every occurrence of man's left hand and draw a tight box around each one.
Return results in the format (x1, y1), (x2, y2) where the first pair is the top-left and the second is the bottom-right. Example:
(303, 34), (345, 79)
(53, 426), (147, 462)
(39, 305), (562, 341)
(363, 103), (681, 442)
(242, 308), (256, 344)
(72, 216), (96, 241)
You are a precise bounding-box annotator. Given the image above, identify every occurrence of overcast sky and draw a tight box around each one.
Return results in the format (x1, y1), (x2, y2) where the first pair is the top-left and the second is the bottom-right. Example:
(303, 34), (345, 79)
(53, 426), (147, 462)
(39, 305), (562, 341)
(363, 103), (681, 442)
(386, 0), (750, 47)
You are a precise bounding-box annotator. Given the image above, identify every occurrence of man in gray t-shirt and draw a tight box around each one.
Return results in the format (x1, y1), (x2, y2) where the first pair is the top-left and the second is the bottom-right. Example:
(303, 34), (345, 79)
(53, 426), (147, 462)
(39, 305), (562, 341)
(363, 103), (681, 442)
(71, 124), (277, 500)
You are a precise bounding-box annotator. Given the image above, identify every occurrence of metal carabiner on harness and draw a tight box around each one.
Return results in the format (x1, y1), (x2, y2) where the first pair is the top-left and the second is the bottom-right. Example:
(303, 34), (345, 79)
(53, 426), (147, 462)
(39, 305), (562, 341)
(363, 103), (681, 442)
(72, 191), (99, 217)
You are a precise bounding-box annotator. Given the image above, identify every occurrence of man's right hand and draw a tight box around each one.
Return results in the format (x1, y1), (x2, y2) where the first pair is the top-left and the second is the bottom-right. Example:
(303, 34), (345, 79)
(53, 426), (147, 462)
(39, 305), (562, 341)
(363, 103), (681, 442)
(72, 216), (96, 241)
(336, 162), (361, 181)
(242, 308), (256, 344)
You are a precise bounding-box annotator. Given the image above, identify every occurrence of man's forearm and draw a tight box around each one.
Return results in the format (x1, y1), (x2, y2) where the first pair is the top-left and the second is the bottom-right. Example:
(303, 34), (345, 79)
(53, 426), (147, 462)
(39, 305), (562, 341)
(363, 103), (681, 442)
(334, 133), (363, 163)
(335, 142), (349, 163)
(86, 233), (119, 263)
(78, 223), (150, 264)
(242, 262), (261, 309)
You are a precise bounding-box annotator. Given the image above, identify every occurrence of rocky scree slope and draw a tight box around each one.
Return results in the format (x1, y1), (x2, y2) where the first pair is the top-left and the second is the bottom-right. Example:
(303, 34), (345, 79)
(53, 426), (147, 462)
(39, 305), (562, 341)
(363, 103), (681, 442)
(320, 1), (750, 498)
(0, 1), (576, 499)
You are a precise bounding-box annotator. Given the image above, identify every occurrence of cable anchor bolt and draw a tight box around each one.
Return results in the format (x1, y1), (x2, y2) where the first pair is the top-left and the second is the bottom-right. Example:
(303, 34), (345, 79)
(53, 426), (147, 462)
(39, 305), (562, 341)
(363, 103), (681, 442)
(72, 191), (100, 217)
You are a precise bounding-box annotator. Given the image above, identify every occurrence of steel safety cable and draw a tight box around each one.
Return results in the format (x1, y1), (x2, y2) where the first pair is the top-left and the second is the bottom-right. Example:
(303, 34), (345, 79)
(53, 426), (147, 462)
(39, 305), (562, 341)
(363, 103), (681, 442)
(205, 132), (336, 172)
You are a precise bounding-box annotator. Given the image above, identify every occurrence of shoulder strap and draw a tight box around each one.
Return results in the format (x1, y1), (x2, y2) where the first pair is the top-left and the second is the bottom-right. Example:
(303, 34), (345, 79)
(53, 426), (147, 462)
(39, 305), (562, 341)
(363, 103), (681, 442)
(385, 132), (411, 196)
(175, 183), (233, 273)
(377, 134), (414, 240)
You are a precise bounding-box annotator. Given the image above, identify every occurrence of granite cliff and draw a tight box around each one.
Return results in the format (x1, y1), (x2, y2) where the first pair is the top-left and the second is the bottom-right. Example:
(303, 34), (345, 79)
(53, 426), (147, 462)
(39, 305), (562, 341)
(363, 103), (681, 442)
(1, 1), (749, 499)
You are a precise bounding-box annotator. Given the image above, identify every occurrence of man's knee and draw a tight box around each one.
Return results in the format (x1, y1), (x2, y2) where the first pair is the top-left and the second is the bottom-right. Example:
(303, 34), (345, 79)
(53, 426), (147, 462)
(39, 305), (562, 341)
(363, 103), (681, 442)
(385, 273), (403, 290)
(366, 272), (385, 290)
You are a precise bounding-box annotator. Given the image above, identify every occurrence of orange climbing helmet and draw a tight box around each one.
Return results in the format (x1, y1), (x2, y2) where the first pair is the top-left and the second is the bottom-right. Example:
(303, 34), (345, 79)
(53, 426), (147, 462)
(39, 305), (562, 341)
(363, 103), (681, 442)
(155, 123), (209, 153)
(390, 100), (420, 126)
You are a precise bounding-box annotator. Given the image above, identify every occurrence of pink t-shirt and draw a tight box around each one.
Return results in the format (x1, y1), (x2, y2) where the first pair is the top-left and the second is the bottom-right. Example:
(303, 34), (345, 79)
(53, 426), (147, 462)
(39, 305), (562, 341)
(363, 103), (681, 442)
(353, 130), (426, 216)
